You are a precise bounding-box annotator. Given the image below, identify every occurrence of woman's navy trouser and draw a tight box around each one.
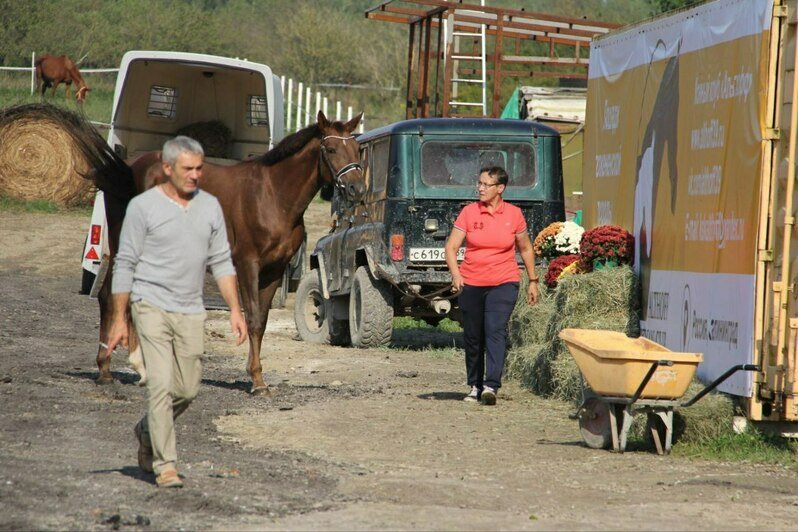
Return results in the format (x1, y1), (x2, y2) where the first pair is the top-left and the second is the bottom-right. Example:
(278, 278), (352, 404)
(458, 282), (519, 390)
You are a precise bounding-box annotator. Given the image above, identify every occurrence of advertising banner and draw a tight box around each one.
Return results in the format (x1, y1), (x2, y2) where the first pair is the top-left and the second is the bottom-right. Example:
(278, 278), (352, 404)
(583, 0), (773, 395)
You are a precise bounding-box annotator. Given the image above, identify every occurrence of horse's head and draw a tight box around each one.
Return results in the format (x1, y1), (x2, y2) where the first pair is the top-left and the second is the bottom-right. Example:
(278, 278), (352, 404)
(317, 110), (365, 203)
(76, 85), (90, 105)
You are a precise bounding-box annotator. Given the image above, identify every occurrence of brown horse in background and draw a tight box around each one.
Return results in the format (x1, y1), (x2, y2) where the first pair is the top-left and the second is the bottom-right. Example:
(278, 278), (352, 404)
(35, 54), (90, 104)
(69, 110), (364, 394)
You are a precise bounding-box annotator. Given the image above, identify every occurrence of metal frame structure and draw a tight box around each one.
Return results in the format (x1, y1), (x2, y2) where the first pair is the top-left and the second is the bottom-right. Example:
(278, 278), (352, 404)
(365, 0), (619, 118)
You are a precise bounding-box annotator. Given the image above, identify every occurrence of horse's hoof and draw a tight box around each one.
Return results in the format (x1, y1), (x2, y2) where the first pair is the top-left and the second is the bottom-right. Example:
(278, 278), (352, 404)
(95, 375), (114, 386)
(250, 386), (272, 397)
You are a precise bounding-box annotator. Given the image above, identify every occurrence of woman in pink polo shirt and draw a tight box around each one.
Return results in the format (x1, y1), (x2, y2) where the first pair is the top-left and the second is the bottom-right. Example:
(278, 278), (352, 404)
(444, 166), (540, 405)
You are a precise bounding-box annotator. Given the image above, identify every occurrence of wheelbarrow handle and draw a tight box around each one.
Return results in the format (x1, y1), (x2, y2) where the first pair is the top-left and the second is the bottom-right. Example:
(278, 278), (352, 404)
(629, 360), (674, 404)
(681, 364), (762, 408)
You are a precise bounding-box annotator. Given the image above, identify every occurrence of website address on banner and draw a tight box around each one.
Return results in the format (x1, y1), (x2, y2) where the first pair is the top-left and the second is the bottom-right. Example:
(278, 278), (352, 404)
(684, 211), (744, 247)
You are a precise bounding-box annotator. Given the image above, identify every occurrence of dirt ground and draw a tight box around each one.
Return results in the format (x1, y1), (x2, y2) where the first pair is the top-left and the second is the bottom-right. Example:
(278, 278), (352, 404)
(3, 201), (798, 531)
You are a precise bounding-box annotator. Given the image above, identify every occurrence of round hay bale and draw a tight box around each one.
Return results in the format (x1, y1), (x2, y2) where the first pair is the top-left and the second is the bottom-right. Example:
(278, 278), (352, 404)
(176, 121), (232, 158)
(0, 104), (93, 206)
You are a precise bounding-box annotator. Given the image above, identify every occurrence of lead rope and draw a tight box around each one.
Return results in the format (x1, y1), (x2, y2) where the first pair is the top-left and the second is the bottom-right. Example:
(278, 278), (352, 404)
(366, 240), (459, 303)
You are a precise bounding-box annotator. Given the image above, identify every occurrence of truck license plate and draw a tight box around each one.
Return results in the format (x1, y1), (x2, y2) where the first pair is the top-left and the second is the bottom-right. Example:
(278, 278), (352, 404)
(408, 247), (464, 262)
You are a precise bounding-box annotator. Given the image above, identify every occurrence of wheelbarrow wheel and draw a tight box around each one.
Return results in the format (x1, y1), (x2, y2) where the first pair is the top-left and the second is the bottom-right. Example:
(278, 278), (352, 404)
(578, 397), (612, 449)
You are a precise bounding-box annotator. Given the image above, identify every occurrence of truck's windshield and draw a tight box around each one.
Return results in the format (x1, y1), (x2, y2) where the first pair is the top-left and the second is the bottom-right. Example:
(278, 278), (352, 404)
(420, 141), (535, 188)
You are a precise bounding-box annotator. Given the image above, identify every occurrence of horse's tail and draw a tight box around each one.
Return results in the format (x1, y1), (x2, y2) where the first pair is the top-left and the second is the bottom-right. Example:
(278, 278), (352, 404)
(1, 103), (137, 205)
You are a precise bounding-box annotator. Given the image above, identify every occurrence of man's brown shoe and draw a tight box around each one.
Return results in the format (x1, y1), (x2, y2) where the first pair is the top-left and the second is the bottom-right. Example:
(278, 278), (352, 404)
(155, 468), (183, 488)
(134, 422), (153, 473)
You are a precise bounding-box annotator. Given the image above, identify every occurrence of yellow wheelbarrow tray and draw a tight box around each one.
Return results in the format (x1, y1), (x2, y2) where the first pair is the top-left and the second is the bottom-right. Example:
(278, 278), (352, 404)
(558, 328), (760, 455)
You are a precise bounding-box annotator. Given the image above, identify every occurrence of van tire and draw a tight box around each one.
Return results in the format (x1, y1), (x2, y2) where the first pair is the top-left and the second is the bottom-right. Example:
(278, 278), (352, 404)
(272, 268), (290, 309)
(349, 266), (393, 347)
(294, 270), (330, 343)
(80, 269), (96, 295)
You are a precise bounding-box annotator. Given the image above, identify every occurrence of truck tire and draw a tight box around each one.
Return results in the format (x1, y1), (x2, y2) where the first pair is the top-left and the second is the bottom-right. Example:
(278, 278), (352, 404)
(294, 270), (330, 343)
(328, 310), (351, 346)
(349, 266), (393, 348)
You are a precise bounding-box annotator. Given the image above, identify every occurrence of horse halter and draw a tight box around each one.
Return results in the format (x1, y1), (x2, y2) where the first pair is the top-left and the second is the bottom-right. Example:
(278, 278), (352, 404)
(320, 135), (363, 190)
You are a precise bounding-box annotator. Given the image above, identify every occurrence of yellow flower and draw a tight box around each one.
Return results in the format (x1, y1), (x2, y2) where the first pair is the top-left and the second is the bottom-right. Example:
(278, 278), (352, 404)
(557, 260), (580, 281)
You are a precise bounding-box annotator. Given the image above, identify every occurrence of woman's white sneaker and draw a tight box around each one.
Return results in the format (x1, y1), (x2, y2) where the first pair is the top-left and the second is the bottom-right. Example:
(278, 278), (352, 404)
(463, 386), (480, 402)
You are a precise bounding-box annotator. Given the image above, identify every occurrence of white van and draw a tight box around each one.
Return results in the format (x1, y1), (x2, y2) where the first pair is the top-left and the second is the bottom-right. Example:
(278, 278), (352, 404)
(80, 50), (285, 295)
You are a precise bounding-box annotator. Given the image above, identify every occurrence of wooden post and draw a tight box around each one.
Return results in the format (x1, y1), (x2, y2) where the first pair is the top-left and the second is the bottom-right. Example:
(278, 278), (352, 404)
(756, 5), (787, 421)
(777, 16), (798, 411)
(420, 14), (433, 117)
(491, 17), (504, 117)
(442, 12), (455, 118)
(406, 22), (417, 119)
(433, 12), (443, 116)
(415, 19), (426, 117)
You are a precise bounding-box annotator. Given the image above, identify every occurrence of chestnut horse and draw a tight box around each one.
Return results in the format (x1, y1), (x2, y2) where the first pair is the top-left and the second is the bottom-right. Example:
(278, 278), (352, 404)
(35, 54), (90, 104)
(71, 110), (364, 394)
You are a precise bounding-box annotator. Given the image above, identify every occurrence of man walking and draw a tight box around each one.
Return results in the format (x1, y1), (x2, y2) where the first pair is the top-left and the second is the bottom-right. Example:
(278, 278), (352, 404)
(105, 136), (247, 488)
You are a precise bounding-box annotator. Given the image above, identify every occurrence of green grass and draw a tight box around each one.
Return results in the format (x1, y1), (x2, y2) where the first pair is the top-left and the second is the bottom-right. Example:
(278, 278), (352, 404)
(672, 428), (798, 466)
(0, 77), (115, 124)
(0, 195), (92, 214)
(391, 316), (463, 357)
(423, 346), (461, 359)
(393, 316), (462, 332)
(0, 195), (61, 213)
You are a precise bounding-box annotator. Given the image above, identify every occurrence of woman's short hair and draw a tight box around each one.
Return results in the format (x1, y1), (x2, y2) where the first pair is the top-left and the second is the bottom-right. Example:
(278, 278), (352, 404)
(479, 166), (509, 186)
(162, 136), (204, 165)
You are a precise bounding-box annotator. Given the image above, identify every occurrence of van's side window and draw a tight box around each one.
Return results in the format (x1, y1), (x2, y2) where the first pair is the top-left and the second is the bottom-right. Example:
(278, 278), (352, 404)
(371, 139), (390, 194)
(247, 96), (269, 127)
(147, 86), (177, 119)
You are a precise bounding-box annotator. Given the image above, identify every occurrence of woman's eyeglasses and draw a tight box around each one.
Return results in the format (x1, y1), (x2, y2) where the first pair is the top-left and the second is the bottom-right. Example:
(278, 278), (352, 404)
(476, 181), (499, 190)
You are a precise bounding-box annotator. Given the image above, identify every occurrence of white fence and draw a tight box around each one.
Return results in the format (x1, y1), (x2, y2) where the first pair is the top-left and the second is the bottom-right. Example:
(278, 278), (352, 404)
(280, 76), (365, 134)
(0, 53), (365, 136)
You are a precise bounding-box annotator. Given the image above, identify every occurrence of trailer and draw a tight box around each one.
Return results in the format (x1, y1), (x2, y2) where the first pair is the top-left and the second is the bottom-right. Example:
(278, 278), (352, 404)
(80, 51), (286, 301)
(582, 0), (798, 426)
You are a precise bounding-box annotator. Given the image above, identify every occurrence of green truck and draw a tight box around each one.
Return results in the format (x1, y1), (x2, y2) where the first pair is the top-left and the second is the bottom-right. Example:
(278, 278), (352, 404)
(295, 118), (564, 347)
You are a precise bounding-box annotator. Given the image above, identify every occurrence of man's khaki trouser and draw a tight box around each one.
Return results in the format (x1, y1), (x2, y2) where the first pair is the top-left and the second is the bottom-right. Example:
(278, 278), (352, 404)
(131, 300), (205, 475)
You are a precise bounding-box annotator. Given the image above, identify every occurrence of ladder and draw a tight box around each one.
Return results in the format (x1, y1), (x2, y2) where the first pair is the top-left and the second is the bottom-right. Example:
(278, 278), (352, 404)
(443, 1), (487, 117)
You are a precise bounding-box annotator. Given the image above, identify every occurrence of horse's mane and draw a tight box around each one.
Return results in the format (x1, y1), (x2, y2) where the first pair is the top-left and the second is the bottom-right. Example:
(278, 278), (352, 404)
(258, 123), (321, 166)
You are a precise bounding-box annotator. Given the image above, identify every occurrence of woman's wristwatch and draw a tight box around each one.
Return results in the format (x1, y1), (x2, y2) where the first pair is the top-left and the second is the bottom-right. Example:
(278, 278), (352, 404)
(529, 277), (540, 283)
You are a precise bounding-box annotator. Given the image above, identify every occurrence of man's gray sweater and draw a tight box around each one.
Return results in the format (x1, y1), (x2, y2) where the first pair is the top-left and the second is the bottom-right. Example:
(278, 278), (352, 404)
(112, 187), (236, 314)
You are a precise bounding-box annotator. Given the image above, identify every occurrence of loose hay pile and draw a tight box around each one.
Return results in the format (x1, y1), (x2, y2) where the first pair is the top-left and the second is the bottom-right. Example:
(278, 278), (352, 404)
(176, 120), (232, 158)
(508, 264), (736, 445)
(0, 103), (94, 206)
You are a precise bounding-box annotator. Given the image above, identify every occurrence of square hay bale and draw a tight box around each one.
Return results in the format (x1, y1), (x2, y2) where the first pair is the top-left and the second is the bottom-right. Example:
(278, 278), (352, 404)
(507, 265), (640, 402)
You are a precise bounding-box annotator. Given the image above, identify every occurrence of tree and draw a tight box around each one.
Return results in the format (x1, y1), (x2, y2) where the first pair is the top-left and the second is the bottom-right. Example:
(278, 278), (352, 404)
(651, 0), (701, 14)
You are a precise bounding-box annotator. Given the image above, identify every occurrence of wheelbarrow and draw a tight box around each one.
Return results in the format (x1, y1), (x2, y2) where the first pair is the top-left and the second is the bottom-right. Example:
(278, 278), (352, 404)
(559, 328), (760, 455)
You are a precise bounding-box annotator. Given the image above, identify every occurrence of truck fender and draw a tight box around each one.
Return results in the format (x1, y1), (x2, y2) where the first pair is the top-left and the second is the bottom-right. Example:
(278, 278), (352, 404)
(314, 253), (330, 299)
(361, 244), (400, 284)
